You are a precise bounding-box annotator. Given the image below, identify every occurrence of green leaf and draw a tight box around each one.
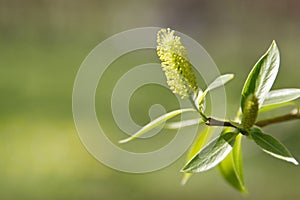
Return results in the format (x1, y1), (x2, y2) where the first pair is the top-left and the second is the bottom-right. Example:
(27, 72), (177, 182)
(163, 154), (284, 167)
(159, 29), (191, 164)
(262, 89), (300, 107)
(259, 101), (295, 113)
(181, 127), (214, 185)
(241, 41), (280, 111)
(196, 74), (234, 107)
(232, 134), (245, 189)
(206, 74), (234, 91)
(219, 134), (247, 193)
(181, 132), (237, 173)
(119, 108), (196, 143)
(164, 118), (201, 129)
(250, 127), (299, 165)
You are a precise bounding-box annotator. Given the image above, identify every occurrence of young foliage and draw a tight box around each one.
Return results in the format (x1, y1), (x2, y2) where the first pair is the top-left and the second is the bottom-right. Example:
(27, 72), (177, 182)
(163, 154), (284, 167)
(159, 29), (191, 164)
(164, 118), (201, 129)
(119, 108), (195, 143)
(181, 132), (237, 173)
(262, 89), (300, 107)
(241, 40), (279, 111)
(181, 127), (214, 185)
(218, 134), (246, 193)
(250, 127), (298, 165)
(259, 101), (295, 113)
(196, 74), (234, 109)
(120, 29), (300, 193)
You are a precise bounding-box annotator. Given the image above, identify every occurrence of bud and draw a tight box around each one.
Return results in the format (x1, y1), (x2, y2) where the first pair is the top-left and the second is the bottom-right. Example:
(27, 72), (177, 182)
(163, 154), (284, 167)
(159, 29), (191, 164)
(157, 28), (198, 99)
(242, 94), (259, 131)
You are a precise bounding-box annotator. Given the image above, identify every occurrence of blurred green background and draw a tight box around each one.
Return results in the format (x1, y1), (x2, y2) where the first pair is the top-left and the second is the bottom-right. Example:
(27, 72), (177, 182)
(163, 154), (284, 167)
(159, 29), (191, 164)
(1, 0), (300, 199)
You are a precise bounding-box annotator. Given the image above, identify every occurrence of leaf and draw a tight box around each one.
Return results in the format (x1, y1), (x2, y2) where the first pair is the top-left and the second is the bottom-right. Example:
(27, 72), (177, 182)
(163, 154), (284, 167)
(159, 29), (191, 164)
(241, 41), (280, 111)
(181, 127), (214, 185)
(164, 118), (202, 129)
(232, 134), (245, 189)
(218, 134), (247, 193)
(181, 132), (237, 173)
(118, 108), (196, 143)
(193, 90), (205, 111)
(262, 89), (300, 107)
(196, 74), (234, 107)
(250, 127), (299, 165)
(259, 101), (295, 113)
(206, 74), (235, 91)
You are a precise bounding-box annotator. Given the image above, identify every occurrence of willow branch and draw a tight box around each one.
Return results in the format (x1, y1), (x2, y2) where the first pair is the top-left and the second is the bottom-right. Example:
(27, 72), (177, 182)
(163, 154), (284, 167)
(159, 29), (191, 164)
(205, 107), (300, 133)
(205, 118), (235, 128)
(255, 108), (300, 127)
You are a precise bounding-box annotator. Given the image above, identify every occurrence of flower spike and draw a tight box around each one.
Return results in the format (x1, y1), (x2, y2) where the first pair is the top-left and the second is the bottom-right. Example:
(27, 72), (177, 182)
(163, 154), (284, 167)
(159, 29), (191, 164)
(157, 28), (198, 98)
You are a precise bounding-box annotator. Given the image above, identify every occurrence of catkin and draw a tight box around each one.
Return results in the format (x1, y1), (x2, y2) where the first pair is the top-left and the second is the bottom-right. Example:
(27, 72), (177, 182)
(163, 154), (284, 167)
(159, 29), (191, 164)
(157, 28), (198, 99)
(242, 94), (259, 131)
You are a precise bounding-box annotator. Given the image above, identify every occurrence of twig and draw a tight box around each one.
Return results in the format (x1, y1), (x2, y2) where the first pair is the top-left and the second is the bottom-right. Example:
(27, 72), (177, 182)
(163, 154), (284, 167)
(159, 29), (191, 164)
(205, 107), (300, 134)
(255, 108), (300, 127)
(205, 117), (235, 128)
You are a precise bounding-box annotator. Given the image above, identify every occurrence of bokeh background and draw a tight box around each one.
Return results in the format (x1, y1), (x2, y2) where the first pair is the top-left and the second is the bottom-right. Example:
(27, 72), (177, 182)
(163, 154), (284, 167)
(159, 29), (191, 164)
(1, 0), (300, 199)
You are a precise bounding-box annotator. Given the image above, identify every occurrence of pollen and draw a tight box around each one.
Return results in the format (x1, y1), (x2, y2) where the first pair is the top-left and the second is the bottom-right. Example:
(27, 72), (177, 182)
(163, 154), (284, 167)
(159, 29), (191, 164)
(157, 28), (198, 99)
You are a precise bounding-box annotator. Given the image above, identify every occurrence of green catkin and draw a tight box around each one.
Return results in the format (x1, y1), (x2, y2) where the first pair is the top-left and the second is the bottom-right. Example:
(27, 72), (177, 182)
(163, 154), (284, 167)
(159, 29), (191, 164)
(242, 94), (259, 131)
(157, 28), (198, 99)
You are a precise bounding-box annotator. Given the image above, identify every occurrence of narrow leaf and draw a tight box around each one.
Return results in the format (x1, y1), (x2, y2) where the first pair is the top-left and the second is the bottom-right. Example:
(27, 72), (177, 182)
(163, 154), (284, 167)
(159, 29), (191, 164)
(241, 41), (280, 111)
(119, 108), (196, 143)
(193, 89), (205, 111)
(262, 89), (300, 107)
(232, 134), (245, 188)
(181, 132), (237, 173)
(206, 74), (234, 91)
(250, 127), (298, 165)
(219, 134), (247, 193)
(259, 101), (295, 113)
(196, 74), (234, 107)
(181, 127), (214, 185)
(164, 118), (201, 129)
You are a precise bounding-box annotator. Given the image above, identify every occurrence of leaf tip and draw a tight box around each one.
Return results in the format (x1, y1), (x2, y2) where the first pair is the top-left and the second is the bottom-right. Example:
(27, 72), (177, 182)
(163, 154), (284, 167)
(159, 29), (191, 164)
(241, 187), (248, 194)
(180, 174), (191, 185)
(291, 158), (299, 165)
(180, 180), (187, 186)
(180, 165), (190, 173)
(270, 40), (280, 55)
(118, 138), (131, 144)
(228, 73), (235, 79)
